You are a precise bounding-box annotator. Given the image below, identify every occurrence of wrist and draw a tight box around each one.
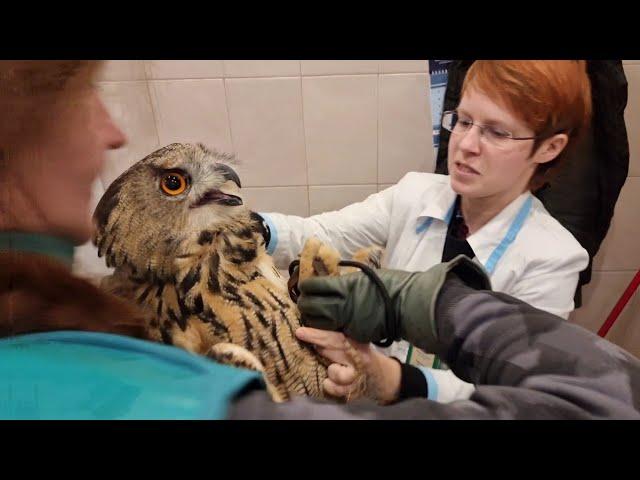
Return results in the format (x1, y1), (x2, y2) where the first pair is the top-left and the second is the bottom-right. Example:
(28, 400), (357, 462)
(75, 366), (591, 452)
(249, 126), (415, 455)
(369, 350), (401, 404)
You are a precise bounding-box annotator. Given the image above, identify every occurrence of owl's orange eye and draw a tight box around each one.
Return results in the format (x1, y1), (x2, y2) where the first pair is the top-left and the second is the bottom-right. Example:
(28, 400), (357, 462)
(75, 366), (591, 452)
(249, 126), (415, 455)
(161, 172), (188, 196)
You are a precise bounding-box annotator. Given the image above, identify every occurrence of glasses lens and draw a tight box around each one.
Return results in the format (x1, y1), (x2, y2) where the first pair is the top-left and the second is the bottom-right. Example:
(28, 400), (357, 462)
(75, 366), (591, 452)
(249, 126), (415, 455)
(442, 111), (456, 132)
(484, 126), (520, 148)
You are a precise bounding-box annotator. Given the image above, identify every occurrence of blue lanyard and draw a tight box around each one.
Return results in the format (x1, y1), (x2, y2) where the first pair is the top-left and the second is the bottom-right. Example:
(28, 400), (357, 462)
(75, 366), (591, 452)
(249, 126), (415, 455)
(416, 196), (533, 275)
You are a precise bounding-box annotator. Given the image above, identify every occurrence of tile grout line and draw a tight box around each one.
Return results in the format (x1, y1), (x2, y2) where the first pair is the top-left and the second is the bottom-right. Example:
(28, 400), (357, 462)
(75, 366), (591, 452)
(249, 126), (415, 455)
(141, 62), (162, 149)
(99, 72), (429, 83)
(222, 77), (237, 156)
(298, 62), (311, 217)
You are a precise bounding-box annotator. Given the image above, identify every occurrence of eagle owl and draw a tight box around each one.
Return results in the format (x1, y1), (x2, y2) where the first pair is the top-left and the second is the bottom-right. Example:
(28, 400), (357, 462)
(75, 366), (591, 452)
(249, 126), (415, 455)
(92, 143), (382, 402)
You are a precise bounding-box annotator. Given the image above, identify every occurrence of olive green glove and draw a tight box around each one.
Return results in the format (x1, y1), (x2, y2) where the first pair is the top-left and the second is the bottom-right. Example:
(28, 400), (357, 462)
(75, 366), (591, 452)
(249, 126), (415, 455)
(297, 255), (491, 351)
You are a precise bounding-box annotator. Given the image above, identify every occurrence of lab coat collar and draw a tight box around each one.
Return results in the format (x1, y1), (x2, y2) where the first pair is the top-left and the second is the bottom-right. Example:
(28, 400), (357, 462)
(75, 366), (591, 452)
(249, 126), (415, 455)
(466, 192), (533, 268)
(417, 178), (458, 223)
(417, 177), (534, 268)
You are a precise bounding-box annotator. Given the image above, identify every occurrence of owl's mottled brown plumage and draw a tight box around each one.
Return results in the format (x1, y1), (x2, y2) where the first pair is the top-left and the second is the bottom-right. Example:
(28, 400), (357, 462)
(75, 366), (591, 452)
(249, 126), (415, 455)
(92, 143), (374, 402)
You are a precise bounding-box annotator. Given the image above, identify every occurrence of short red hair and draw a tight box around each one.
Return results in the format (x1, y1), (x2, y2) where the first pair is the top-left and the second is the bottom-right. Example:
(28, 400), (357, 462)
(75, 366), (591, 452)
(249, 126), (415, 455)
(461, 60), (593, 190)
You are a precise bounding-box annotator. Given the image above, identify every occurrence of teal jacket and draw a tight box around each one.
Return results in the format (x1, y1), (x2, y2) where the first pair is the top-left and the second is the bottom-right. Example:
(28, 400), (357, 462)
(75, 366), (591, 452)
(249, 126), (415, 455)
(0, 331), (261, 420)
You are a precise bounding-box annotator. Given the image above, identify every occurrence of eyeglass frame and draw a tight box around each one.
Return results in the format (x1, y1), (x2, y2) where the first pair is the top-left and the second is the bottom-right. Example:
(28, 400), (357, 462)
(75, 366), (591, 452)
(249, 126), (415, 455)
(441, 110), (538, 142)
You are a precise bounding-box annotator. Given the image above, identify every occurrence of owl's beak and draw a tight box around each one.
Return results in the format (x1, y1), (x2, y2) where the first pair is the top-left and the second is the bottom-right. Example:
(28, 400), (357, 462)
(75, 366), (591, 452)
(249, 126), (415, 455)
(191, 188), (243, 208)
(214, 163), (241, 188)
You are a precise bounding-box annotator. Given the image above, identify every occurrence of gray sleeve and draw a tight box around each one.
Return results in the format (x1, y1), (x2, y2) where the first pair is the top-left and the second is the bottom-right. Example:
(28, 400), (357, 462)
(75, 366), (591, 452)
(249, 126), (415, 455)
(430, 276), (640, 419)
(228, 277), (640, 420)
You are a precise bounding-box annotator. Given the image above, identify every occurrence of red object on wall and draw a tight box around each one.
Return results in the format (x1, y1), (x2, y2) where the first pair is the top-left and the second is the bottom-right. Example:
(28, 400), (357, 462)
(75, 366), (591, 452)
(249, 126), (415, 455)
(598, 269), (640, 338)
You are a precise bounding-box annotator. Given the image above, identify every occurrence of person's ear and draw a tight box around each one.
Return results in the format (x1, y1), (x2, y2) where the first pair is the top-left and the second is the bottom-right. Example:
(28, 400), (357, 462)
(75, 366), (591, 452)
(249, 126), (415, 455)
(533, 133), (569, 165)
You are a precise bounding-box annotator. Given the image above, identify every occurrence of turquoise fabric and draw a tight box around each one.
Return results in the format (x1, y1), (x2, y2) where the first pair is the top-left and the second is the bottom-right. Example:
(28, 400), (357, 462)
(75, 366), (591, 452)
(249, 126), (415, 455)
(0, 231), (75, 268)
(0, 331), (262, 420)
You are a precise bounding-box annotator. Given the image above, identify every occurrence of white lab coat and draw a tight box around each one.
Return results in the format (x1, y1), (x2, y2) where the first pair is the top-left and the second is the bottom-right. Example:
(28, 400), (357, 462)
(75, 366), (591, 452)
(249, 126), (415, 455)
(261, 172), (589, 403)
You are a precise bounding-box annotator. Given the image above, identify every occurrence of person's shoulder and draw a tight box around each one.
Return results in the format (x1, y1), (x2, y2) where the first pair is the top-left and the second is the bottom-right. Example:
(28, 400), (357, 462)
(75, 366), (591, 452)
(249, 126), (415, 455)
(518, 198), (589, 266)
(395, 171), (449, 192)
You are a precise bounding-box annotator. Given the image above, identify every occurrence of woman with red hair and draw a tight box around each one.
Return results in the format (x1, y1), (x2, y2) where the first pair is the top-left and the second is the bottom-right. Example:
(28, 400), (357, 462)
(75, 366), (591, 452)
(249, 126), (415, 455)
(260, 61), (594, 404)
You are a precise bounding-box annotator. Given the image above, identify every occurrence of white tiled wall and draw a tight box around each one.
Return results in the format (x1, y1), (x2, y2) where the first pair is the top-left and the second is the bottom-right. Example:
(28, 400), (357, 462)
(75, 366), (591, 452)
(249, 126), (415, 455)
(225, 77), (307, 187)
(300, 60), (379, 76)
(303, 75), (379, 185)
(145, 60), (224, 79)
(224, 61), (301, 78)
(149, 79), (233, 150)
(309, 185), (378, 215)
(378, 73), (433, 183)
(93, 59), (435, 215)
(78, 60), (640, 357)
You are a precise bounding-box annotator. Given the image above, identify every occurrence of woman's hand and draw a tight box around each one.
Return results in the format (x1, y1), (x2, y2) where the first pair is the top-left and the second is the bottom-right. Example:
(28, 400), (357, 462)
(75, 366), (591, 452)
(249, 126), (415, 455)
(295, 326), (402, 404)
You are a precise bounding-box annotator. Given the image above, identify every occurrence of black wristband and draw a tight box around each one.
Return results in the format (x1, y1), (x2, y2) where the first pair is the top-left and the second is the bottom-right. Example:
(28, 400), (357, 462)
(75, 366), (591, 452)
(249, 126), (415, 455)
(392, 357), (429, 401)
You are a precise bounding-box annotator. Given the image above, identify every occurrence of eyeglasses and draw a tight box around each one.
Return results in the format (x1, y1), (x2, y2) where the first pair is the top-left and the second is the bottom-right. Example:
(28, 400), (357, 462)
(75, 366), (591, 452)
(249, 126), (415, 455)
(441, 110), (537, 149)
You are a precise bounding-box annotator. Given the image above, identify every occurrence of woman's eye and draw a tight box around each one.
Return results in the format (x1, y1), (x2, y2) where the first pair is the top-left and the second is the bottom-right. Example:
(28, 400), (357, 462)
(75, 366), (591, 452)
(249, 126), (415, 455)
(160, 172), (188, 196)
(487, 127), (510, 138)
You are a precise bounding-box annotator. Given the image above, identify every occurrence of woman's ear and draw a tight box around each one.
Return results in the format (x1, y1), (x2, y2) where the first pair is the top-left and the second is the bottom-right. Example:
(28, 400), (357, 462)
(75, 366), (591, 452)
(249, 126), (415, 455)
(534, 133), (569, 165)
